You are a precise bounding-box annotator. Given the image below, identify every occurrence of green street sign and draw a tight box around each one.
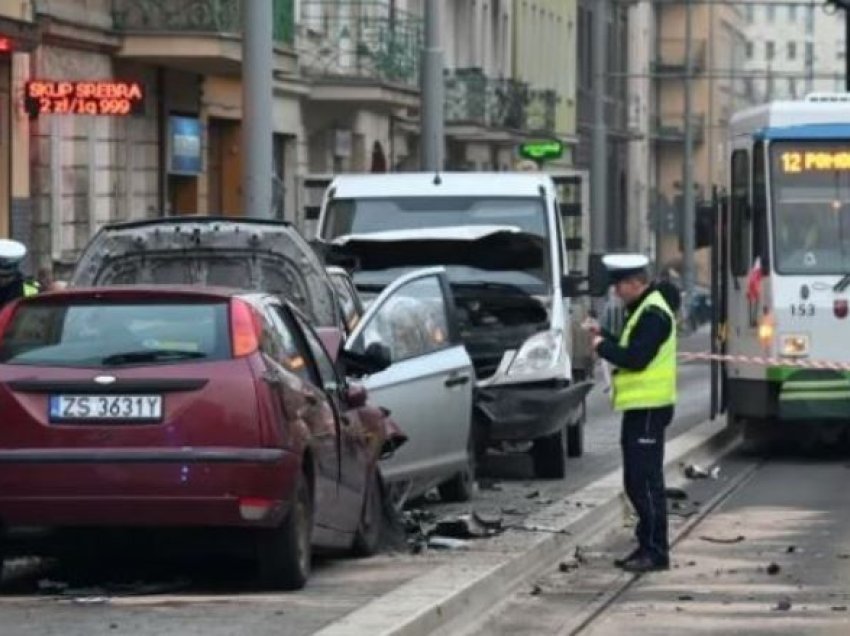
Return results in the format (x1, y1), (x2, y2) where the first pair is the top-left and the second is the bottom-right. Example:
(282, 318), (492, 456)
(519, 140), (564, 162)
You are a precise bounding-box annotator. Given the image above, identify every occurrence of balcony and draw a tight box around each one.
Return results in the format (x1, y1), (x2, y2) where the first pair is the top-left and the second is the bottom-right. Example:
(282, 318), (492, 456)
(298, 1), (423, 100)
(653, 38), (707, 75)
(652, 113), (706, 144)
(112, 0), (295, 75)
(445, 68), (528, 133)
(525, 89), (558, 134)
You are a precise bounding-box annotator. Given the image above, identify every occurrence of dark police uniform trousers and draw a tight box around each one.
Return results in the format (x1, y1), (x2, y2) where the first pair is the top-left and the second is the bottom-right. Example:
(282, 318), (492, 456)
(621, 404), (673, 563)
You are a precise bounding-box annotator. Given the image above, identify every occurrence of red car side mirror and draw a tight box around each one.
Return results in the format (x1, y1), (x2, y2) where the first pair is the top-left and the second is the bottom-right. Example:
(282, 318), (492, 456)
(346, 383), (368, 409)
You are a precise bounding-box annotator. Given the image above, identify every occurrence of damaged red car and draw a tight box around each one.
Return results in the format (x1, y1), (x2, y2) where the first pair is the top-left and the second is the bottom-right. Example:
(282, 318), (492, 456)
(0, 286), (403, 590)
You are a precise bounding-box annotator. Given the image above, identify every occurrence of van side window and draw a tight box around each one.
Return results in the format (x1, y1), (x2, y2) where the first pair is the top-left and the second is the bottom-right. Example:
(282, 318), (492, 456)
(730, 149), (751, 276)
(752, 141), (769, 270)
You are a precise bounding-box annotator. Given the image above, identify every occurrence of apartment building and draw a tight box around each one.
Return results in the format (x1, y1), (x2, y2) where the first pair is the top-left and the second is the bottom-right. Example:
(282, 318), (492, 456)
(575, 0), (631, 248)
(512, 0), (578, 170)
(0, 0), (580, 276)
(649, 1), (750, 280)
(743, 1), (845, 102)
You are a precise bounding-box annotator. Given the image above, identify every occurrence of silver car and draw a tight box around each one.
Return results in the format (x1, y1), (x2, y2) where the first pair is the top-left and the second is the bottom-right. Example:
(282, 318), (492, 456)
(341, 266), (476, 505)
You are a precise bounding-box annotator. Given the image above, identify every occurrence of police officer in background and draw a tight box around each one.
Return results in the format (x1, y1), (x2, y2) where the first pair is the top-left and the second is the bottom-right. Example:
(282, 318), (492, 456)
(0, 240), (39, 310)
(584, 254), (677, 573)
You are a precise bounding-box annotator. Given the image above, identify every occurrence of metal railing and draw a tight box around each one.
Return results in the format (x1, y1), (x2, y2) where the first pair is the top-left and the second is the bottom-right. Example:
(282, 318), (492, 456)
(444, 68), (528, 131)
(112, 0), (295, 44)
(653, 38), (707, 75)
(652, 113), (706, 143)
(297, 1), (423, 86)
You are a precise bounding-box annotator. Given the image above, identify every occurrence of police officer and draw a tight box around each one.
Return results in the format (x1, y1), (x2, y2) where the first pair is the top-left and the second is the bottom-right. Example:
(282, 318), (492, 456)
(584, 254), (677, 573)
(0, 240), (39, 309)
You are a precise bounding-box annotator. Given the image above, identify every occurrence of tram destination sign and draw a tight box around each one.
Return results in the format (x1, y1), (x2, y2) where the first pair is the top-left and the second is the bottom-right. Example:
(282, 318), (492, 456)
(24, 80), (145, 117)
(779, 148), (850, 174)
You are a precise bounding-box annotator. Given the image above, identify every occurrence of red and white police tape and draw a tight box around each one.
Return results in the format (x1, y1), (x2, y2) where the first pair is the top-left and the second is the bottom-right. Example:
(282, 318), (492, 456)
(678, 351), (850, 372)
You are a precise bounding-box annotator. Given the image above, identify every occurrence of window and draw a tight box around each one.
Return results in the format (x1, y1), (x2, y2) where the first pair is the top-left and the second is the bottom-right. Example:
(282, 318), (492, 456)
(788, 5), (797, 22)
(767, 5), (776, 21)
(262, 305), (311, 383)
(0, 301), (230, 367)
(805, 42), (814, 66)
(350, 276), (450, 363)
(766, 41), (775, 61)
(730, 150), (751, 276)
(752, 142), (769, 270)
(787, 42), (796, 61)
(745, 5), (754, 23)
(291, 313), (339, 392)
(805, 6), (814, 34)
(770, 141), (850, 274)
(329, 273), (361, 332)
(746, 42), (754, 60)
(788, 77), (798, 99)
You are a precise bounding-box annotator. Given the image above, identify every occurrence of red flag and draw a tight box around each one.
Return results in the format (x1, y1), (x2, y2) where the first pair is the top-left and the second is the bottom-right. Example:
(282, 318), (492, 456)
(746, 257), (762, 304)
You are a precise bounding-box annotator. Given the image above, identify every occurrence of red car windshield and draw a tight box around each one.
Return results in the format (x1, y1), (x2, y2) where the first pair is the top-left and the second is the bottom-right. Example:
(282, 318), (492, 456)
(0, 301), (231, 368)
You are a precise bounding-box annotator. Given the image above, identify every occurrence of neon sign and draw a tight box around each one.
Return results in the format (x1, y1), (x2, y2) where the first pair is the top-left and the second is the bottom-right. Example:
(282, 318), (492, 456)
(519, 140), (565, 162)
(24, 81), (145, 116)
(780, 150), (850, 174)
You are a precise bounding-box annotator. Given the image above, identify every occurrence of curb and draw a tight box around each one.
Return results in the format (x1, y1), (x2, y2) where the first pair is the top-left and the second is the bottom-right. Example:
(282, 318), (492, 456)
(314, 418), (736, 636)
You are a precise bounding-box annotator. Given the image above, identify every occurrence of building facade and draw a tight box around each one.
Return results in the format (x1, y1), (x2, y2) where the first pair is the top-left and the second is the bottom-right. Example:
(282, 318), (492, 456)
(743, 1), (845, 103)
(575, 0), (631, 249)
(512, 0), (578, 170)
(648, 1), (750, 282)
(0, 0), (580, 277)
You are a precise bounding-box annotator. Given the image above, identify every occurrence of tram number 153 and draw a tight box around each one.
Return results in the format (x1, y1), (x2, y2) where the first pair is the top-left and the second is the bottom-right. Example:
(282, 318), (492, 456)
(790, 303), (815, 317)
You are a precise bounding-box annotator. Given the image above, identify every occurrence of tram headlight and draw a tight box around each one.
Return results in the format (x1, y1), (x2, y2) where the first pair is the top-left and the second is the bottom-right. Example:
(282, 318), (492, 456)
(780, 333), (810, 358)
(757, 313), (775, 350)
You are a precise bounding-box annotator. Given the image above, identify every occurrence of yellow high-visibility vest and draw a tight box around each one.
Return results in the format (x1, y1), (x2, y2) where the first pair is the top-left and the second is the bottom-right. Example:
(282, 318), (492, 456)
(23, 281), (39, 297)
(612, 290), (677, 411)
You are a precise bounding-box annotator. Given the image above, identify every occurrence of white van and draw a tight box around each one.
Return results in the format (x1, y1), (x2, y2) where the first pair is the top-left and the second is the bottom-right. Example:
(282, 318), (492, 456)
(315, 172), (601, 479)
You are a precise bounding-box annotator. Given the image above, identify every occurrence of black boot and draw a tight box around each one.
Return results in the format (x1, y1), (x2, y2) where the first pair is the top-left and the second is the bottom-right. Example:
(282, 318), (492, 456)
(613, 547), (642, 568)
(621, 554), (670, 573)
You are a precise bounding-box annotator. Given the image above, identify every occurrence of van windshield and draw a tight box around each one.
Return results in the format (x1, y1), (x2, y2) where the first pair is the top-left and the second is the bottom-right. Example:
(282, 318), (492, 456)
(324, 197), (551, 294)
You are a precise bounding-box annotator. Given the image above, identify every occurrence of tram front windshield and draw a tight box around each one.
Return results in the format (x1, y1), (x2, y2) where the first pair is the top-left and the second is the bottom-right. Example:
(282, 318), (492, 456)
(771, 141), (850, 274)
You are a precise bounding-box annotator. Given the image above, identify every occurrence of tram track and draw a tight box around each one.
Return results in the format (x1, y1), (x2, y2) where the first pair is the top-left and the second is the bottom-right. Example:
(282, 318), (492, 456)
(564, 457), (763, 636)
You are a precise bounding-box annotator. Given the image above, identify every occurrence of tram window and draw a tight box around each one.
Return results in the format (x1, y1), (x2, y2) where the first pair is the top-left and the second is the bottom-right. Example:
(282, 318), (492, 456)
(752, 142), (770, 270)
(730, 149), (751, 276)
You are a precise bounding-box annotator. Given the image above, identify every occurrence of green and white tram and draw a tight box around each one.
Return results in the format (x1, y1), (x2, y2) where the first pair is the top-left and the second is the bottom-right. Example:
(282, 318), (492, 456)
(721, 94), (850, 442)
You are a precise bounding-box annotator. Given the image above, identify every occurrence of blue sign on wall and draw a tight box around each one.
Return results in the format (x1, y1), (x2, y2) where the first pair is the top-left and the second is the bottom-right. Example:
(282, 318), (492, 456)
(169, 115), (202, 175)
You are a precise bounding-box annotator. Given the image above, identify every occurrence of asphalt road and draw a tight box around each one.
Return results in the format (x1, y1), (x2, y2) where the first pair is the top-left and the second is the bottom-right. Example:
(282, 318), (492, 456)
(0, 329), (714, 636)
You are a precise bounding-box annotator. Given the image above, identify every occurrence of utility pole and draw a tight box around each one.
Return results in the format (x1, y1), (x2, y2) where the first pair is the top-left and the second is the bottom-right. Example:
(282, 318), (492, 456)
(682, 0), (696, 304)
(591, 0), (609, 255)
(421, 0), (444, 171)
(242, 0), (274, 219)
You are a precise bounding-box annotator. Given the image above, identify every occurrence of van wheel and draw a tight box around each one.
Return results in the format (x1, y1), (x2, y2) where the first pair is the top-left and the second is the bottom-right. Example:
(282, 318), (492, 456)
(531, 425), (567, 479)
(567, 402), (586, 458)
(256, 474), (312, 590)
(439, 427), (477, 502)
(352, 470), (384, 557)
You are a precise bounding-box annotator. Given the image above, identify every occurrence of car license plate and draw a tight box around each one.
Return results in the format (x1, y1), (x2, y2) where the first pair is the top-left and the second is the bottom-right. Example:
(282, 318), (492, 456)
(49, 395), (163, 422)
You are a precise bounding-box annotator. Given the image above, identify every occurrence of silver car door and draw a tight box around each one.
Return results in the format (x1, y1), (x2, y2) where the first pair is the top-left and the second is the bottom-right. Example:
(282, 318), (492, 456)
(345, 267), (474, 496)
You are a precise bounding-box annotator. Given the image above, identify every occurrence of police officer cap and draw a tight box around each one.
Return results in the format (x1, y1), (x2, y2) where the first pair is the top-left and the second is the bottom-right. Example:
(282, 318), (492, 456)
(0, 239), (26, 274)
(603, 253), (649, 284)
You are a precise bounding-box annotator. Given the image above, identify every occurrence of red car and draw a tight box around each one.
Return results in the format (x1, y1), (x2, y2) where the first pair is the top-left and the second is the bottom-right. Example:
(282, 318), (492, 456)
(0, 286), (402, 589)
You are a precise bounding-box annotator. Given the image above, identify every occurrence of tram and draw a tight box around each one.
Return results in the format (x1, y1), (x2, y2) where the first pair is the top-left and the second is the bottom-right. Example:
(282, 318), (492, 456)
(718, 94), (850, 443)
